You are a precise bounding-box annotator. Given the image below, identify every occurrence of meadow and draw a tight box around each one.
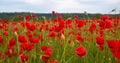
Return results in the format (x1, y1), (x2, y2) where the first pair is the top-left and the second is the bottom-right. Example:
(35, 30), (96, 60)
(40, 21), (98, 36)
(0, 12), (120, 63)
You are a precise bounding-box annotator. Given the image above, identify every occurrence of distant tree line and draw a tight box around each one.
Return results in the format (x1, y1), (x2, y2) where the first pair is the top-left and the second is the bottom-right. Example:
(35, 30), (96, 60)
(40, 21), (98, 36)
(0, 12), (119, 21)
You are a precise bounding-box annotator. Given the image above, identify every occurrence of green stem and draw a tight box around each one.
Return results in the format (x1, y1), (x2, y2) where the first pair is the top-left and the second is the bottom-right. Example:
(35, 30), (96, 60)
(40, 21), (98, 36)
(59, 38), (68, 63)
(66, 56), (74, 63)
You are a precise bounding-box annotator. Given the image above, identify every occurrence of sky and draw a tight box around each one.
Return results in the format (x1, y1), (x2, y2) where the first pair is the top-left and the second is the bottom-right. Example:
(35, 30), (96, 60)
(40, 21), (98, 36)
(0, 0), (120, 14)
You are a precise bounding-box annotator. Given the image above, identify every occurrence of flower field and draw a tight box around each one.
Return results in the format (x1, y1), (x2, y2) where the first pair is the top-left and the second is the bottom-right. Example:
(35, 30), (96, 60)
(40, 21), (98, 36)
(0, 13), (120, 63)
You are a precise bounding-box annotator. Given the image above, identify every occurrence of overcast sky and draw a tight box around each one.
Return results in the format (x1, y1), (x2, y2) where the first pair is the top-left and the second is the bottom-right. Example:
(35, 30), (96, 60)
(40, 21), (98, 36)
(0, 0), (120, 14)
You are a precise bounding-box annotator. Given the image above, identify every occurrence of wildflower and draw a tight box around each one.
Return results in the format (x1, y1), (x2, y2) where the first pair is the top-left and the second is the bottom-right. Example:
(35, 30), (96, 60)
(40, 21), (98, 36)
(96, 36), (104, 46)
(9, 38), (16, 47)
(20, 54), (29, 63)
(89, 23), (96, 34)
(5, 46), (15, 57)
(48, 31), (56, 38)
(52, 11), (55, 16)
(25, 14), (30, 21)
(75, 45), (87, 58)
(76, 34), (84, 42)
(20, 43), (34, 52)
(0, 36), (4, 44)
(18, 35), (28, 43)
(31, 13), (36, 18)
(29, 37), (39, 44)
(3, 31), (8, 36)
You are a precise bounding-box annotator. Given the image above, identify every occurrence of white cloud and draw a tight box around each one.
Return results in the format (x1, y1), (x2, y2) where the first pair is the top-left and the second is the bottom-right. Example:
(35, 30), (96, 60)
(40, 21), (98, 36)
(103, 0), (120, 4)
(0, 0), (120, 13)
(51, 0), (82, 11)
(24, 0), (45, 4)
(24, 0), (90, 13)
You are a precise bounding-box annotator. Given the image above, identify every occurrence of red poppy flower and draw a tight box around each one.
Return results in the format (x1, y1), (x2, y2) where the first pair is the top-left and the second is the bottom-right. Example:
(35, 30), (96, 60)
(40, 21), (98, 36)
(105, 20), (113, 28)
(76, 20), (86, 28)
(0, 36), (4, 44)
(41, 46), (47, 51)
(75, 34), (84, 42)
(5, 46), (15, 57)
(96, 36), (104, 46)
(27, 24), (36, 31)
(41, 55), (49, 62)
(74, 14), (79, 19)
(20, 54), (29, 63)
(99, 29), (104, 37)
(99, 21), (105, 28)
(41, 46), (53, 62)
(20, 43), (34, 52)
(75, 45), (87, 58)
(106, 40), (116, 49)
(31, 13), (36, 18)
(113, 41), (120, 60)
(54, 21), (64, 32)
(18, 35), (28, 43)
(44, 47), (53, 58)
(89, 23), (96, 34)
(12, 27), (18, 33)
(101, 15), (109, 21)
(9, 38), (16, 46)
(29, 37), (39, 44)
(26, 31), (32, 38)
(25, 14), (30, 21)
(3, 31), (8, 36)
(48, 31), (56, 38)
(52, 11), (55, 16)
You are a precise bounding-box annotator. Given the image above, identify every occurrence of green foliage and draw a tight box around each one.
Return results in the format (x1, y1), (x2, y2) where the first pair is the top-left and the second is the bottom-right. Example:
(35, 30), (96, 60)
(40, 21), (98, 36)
(93, 13), (102, 19)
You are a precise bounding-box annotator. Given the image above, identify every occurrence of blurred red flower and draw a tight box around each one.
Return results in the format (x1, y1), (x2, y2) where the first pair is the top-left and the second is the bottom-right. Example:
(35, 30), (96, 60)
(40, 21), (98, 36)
(20, 54), (29, 63)
(0, 36), (4, 44)
(48, 31), (56, 38)
(44, 47), (53, 58)
(20, 43), (34, 52)
(41, 55), (49, 62)
(3, 31), (8, 36)
(25, 14), (30, 21)
(27, 24), (36, 31)
(52, 11), (55, 16)
(89, 23), (96, 34)
(9, 38), (16, 47)
(41, 46), (47, 51)
(106, 40), (116, 49)
(96, 36), (104, 46)
(18, 35), (28, 43)
(76, 20), (86, 28)
(76, 34), (84, 42)
(41, 46), (53, 62)
(31, 13), (36, 18)
(29, 37), (39, 44)
(12, 27), (18, 33)
(5, 46), (15, 57)
(75, 45), (87, 58)
(113, 40), (120, 60)
(74, 14), (78, 19)
(101, 15), (109, 21)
